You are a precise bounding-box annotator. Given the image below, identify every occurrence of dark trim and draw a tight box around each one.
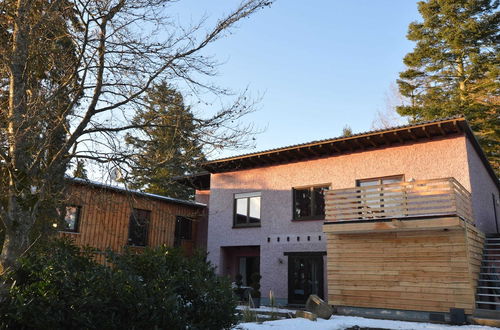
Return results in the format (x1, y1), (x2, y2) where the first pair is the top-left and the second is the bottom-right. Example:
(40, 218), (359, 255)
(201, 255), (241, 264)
(323, 213), (461, 225)
(493, 193), (499, 234)
(291, 218), (325, 222)
(232, 224), (261, 229)
(284, 251), (327, 256)
(60, 205), (81, 233)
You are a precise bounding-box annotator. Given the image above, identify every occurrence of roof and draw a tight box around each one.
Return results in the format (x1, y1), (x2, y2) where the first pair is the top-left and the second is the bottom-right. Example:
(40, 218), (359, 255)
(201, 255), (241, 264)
(69, 177), (206, 208)
(202, 117), (498, 188)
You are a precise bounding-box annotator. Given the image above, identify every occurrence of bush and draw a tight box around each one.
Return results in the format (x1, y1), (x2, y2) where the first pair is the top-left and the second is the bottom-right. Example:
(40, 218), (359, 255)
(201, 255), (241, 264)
(0, 239), (237, 329)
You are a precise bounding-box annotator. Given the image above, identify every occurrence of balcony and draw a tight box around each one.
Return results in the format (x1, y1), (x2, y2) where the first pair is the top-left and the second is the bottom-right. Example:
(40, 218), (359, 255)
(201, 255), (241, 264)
(324, 178), (473, 233)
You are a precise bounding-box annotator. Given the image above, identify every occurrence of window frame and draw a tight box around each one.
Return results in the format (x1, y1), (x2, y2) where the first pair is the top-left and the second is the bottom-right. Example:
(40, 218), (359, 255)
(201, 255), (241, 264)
(174, 215), (193, 247)
(60, 205), (81, 233)
(233, 191), (261, 228)
(127, 208), (151, 247)
(292, 184), (330, 221)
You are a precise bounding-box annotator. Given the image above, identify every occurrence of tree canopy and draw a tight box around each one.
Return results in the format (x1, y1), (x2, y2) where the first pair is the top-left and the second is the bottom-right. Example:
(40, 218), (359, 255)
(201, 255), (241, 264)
(126, 82), (205, 199)
(0, 0), (271, 272)
(397, 0), (499, 173)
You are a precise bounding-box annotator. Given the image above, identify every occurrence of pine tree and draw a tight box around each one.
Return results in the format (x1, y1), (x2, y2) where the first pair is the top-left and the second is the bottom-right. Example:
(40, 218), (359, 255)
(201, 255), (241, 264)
(73, 160), (88, 180)
(126, 82), (206, 199)
(397, 0), (499, 173)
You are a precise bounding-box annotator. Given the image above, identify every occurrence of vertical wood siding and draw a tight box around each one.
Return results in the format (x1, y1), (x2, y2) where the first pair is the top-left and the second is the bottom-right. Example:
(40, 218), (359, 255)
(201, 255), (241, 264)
(60, 184), (202, 255)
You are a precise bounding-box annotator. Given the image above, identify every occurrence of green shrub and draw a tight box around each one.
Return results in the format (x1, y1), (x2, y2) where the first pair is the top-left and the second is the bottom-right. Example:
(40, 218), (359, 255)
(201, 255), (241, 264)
(0, 239), (237, 329)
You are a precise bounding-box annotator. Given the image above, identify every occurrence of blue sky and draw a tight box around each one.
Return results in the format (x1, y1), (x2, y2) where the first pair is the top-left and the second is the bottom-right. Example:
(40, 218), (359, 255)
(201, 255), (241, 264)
(171, 1), (421, 159)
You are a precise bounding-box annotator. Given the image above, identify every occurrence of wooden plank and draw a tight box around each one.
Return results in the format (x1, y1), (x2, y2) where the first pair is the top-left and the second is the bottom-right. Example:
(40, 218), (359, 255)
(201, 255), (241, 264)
(324, 224), (479, 313)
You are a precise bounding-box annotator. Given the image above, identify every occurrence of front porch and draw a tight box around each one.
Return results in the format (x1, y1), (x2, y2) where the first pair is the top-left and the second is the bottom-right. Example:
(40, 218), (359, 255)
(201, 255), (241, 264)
(323, 177), (489, 321)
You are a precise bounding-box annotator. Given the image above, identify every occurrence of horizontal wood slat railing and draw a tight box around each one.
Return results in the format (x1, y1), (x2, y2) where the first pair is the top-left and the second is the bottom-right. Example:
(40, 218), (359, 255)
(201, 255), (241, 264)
(325, 178), (473, 223)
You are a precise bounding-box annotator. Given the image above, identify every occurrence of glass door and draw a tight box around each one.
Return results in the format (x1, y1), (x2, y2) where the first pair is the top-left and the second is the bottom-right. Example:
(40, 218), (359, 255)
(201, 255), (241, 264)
(288, 254), (324, 305)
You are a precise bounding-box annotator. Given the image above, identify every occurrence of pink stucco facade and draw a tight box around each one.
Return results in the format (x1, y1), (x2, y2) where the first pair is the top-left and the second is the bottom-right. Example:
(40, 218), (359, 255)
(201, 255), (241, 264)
(205, 134), (499, 304)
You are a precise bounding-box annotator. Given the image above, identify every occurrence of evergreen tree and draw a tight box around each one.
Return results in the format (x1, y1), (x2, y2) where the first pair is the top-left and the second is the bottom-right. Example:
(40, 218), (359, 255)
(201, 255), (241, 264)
(126, 82), (206, 199)
(73, 160), (88, 180)
(397, 0), (499, 173)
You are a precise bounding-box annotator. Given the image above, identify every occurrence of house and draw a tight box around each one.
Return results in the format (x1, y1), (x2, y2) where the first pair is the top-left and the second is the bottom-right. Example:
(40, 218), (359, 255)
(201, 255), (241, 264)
(186, 116), (499, 322)
(59, 178), (206, 260)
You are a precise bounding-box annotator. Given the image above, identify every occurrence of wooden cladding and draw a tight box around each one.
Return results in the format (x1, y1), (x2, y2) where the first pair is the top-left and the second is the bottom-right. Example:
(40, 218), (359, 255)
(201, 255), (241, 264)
(325, 177), (473, 223)
(324, 218), (485, 314)
(60, 184), (202, 254)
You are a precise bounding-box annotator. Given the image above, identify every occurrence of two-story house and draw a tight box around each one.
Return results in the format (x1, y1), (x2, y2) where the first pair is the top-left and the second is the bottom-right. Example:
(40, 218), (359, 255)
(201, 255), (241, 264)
(188, 117), (499, 321)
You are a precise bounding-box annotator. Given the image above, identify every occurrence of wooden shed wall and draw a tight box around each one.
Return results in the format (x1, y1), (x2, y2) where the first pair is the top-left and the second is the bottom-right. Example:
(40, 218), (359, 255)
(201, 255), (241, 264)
(325, 219), (484, 314)
(60, 184), (202, 255)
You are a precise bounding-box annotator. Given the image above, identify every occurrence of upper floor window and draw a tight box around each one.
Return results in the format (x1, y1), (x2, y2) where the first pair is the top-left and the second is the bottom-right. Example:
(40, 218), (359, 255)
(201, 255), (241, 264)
(174, 216), (193, 247)
(61, 205), (81, 232)
(293, 185), (329, 220)
(128, 208), (151, 246)
(234, 192), (261, 227)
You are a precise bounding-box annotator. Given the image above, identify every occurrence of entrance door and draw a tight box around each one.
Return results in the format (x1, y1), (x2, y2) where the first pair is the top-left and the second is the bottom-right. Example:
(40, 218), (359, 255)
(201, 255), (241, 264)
(288, 254), (324, 305)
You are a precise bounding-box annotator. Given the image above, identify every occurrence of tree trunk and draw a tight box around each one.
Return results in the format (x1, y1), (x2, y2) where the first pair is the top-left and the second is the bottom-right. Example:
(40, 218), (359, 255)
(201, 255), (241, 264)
(1, 0), (32, 273)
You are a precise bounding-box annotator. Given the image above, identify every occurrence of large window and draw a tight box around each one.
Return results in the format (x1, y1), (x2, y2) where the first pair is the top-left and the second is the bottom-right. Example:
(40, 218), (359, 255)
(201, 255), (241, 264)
(128, 209), (151, 246)
(293, 185), (329, 220)
(234, 192), (261, 227)
(174, 216), (193, 247)
(61, 205), (81, 232)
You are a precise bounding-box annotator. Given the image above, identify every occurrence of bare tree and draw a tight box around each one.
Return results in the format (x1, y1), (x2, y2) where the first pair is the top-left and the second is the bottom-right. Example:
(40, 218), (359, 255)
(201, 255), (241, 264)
(0, 0), (272, 273)
(371, 83), (408, 130)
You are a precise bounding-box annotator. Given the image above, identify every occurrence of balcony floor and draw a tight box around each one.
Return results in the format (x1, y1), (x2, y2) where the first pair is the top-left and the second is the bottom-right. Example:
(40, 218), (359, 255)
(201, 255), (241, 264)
(323, 215), (466, 234)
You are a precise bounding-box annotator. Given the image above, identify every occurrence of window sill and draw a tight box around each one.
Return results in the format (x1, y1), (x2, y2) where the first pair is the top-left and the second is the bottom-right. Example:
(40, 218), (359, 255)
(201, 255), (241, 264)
(291, 218), (325, 222)
(59, 230), (80, 234)
(232, 223), (261, 229)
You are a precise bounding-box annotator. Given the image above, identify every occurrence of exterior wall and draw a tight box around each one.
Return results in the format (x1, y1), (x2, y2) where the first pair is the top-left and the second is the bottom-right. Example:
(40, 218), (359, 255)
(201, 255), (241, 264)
(323, 219), (484, 314)
(465, 139), (500, 233)
(194, 189), (210, 250)
(61, 183), (203, 257)
(207, 135), (473, 303)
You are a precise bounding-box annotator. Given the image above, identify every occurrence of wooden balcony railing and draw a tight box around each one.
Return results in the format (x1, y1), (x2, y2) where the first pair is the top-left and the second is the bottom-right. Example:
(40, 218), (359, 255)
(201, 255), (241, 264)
(325, 178), (473, 223)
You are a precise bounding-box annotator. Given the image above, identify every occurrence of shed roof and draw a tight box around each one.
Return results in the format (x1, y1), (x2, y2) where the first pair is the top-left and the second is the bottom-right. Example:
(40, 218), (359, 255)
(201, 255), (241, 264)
(69, 177), (206, 208)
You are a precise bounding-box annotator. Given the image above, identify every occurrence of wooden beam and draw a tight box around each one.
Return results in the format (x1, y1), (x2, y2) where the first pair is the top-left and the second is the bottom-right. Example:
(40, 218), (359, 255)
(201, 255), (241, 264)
(365, 136), (378, 147)
(392, 132), (403, 143)
(342, 140), (353, 152)
(352, 138), (365, 150)
(330, 143), (341, 153)
(407, 129), (418, 140)
(437, 123), (447, 136)
(379, 133), (392, 146)
(422, 126), (431, 138)
(452, 120), (462, 133)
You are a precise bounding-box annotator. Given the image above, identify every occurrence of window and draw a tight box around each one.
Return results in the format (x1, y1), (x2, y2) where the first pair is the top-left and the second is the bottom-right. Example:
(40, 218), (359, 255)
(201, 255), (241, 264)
(174, 216), (193, 247)
(62, 205), (81, 232)
(128, 209), (151, 246)
(293, 185), (329, 220)
(234, 192), (261, 227)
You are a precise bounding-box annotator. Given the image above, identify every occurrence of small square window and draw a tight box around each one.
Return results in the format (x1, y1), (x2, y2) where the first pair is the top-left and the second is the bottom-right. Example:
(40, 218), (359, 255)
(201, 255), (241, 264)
(62, 206), (81, 232)
(233, 192), (261, 227)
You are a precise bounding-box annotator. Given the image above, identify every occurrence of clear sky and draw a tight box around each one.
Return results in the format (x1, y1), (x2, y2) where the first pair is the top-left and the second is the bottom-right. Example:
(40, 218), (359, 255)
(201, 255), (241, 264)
(171, 1), (422, 159)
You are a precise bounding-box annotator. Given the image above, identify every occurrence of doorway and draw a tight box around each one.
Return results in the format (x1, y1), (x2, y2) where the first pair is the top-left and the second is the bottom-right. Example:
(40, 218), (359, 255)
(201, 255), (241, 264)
(287, 253), (324, 305)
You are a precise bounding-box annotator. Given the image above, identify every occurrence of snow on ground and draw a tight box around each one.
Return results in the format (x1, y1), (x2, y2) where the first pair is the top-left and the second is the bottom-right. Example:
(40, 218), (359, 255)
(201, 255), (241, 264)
(235, 315), (499, 330)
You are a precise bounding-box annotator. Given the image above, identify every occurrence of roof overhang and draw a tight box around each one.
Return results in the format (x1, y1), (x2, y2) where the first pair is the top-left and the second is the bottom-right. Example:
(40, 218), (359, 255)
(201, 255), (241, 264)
(202, 117), (498, 190)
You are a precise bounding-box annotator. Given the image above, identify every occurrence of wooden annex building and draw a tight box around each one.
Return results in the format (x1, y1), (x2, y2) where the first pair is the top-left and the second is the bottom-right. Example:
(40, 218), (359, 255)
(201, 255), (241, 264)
(59, 178), (206, 260)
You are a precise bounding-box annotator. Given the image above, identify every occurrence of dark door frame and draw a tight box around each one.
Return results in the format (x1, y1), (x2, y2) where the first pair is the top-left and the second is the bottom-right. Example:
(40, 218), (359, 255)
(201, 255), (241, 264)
(285, 251), (326, 305)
